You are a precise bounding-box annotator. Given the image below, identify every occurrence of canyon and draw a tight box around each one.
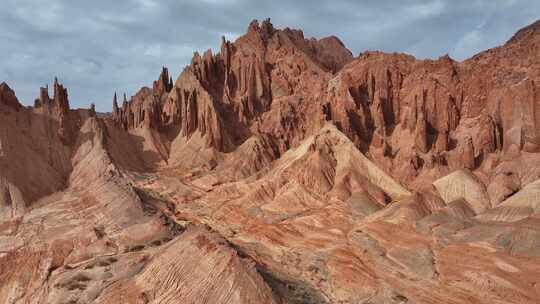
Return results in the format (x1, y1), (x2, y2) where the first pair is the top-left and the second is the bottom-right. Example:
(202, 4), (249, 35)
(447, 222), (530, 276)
(1, 18), (540, 303)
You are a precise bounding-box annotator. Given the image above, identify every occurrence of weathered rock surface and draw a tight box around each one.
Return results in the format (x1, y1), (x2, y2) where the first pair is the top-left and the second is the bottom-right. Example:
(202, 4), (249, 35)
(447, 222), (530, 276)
(1, 18), (540, 304)
(96, 226), (278, 304)
(433, 169), (490, 214)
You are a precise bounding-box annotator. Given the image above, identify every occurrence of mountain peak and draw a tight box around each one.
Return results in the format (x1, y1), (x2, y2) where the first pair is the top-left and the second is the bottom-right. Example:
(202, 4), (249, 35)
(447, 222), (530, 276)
(506, 19), (540, 45)
(3, 19), (540, 304)
(247, 18), (275, 35)
(153, 66), (173, 95)
(0, 81), (21, 110)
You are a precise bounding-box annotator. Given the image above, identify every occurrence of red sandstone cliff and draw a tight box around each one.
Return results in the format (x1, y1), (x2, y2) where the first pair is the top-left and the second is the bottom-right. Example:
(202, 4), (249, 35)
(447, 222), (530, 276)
(104, 18), (539, 191)
(1, 18), (540, 304)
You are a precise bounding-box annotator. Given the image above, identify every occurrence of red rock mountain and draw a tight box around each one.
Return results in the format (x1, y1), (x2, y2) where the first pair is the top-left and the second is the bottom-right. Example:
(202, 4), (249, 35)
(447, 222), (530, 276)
(1, 19), (540, 304)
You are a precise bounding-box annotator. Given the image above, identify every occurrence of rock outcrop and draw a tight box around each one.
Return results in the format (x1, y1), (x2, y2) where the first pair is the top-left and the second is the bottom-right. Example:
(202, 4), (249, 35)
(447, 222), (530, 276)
(0, 82), (21, 111)
(0, 78), (96, 218)
(34, 78), (71, 117)
(2, 18), (540, 304)
(110, 18), (353, 156)
(96, 227), (278, 304)
(320, 30), (538, 186)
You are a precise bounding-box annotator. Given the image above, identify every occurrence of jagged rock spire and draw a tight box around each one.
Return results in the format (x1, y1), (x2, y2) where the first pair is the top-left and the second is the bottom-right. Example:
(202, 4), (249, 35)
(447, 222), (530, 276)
(246, 18), (275, 43)
(32, 78), (69, 114)
(0, 82), (21, 110)
(153, 66), (173, 95)
(52, 77), (70, 114)
(38, 85), (50, 107)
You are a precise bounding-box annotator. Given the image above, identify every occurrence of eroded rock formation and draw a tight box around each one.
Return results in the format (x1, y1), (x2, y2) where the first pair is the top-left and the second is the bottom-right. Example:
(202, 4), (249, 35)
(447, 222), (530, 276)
(1, 18), (540, 304)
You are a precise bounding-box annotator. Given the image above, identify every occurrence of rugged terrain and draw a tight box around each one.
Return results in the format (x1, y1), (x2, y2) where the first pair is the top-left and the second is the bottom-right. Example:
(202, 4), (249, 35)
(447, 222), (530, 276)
(1, 18), (540, 303)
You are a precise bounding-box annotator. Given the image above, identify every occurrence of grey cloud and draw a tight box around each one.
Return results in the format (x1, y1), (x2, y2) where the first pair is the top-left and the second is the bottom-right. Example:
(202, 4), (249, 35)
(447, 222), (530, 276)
(0, 0), (538, 112)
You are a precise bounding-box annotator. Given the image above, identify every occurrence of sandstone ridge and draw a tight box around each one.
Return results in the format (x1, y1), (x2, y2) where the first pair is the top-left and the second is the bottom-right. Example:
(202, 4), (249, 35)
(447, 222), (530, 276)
(1, 18), (540, 304)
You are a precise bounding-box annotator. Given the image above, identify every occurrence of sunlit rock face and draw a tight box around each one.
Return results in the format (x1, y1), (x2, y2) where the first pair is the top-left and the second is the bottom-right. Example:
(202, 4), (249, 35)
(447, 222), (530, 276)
(1, 18), (540, 304)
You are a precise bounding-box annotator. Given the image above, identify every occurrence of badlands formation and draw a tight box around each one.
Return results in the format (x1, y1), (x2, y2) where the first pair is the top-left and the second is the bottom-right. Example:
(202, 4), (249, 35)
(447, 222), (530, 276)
(1, 18), (540, 303)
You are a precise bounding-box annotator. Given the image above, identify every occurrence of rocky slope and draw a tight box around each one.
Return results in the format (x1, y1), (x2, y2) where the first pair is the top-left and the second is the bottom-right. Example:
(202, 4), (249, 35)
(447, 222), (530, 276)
(1, 18), (540, 304)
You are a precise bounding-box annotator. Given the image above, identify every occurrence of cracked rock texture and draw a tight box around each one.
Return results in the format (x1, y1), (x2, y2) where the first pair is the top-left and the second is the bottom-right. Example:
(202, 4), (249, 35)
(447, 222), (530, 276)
(1, 18), (540, 304)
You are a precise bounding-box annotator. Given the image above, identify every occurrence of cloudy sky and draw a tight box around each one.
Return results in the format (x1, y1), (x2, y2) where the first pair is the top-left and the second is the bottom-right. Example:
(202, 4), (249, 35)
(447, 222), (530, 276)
(1, 0), (538, 112)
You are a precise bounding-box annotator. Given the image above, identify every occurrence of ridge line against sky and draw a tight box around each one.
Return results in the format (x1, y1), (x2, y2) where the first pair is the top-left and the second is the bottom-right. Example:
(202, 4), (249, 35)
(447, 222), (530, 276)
(0, 0), (538, 112)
